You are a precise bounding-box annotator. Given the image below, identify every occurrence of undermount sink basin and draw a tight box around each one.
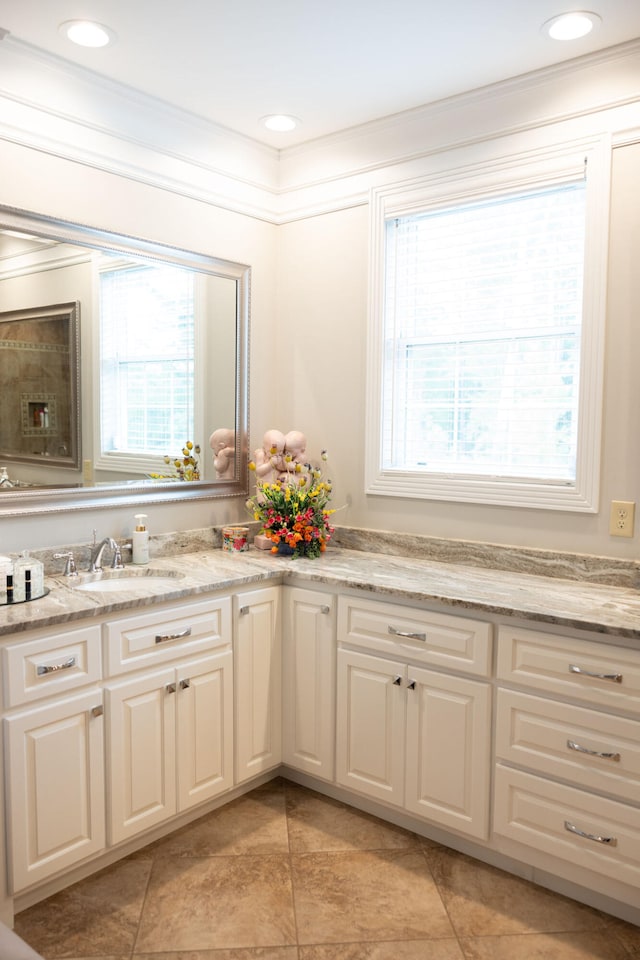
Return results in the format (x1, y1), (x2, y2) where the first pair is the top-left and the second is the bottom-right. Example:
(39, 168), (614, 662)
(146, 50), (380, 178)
(72, 570), (185, 593)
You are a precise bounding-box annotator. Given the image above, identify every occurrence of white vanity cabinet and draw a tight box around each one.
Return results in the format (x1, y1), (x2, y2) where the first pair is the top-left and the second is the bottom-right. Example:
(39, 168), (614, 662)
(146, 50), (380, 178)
(494, 625), (640, 897)
(2, 624), (106, 893)
(282, 586), (336, 780)
(104, 598), (233, 844)
(234, 587), (281, 783)
(335, 596), (492, 840)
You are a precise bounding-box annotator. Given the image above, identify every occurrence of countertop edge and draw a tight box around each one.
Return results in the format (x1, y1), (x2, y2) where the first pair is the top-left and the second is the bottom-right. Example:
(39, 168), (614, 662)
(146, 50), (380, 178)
(0, 547), (639, 642)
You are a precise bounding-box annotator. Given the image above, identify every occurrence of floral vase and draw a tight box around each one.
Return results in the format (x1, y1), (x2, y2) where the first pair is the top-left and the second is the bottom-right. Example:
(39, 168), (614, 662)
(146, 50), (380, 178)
(276, 543), (295, 557)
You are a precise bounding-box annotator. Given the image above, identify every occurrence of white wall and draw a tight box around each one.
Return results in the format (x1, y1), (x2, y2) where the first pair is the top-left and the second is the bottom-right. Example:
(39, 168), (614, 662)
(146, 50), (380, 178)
(1, 40), (639, 559)
(278, 143), (640, 559)
(0, 140), (279, 551)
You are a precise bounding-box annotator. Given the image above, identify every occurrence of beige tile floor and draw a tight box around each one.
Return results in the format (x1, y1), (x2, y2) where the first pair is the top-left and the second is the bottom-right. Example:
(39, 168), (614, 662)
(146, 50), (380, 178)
(14, 778), (640, 960)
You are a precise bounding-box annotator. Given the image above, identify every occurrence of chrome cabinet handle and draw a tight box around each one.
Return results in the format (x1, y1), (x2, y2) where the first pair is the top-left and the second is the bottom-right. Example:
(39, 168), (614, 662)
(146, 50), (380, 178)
(567, 739), (621, 762)
(388, 626), (426, 642)
(179, 678), (191, 690)
(239, 605), (250, 615)
(392, 675), (402, 685)
(564, 820), (617, 846)
(166, 682), (176, 694)
(37, 656), (76, 676)
(321, 605), (331, 614)
(407, 679), (417, 690)
(568, 664), (622, 683)
(91, 705), (104, 718)
(155, 627), (192, 644)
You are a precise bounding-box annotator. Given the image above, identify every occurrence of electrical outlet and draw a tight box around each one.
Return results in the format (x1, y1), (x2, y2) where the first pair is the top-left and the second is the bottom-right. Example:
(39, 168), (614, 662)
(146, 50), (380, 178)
(610, 500), (635, 537)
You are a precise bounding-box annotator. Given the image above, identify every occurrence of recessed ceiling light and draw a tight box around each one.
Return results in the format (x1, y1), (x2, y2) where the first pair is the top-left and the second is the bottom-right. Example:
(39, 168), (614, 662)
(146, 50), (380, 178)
(542, 11), (601, 40)
(261, 115), (299, 133)
(59, 20), (116, 48)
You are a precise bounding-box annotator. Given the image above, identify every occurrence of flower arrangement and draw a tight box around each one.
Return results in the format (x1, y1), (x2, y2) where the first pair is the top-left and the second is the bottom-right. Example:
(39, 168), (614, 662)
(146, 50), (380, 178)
(165, 440), (201, 481)
(247, 449), (335, 558)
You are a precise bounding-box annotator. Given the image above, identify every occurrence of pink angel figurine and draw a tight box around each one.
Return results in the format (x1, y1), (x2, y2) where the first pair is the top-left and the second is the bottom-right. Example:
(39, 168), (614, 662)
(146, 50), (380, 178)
(253, 429), (286, 484)
(209, 428), (235, 479)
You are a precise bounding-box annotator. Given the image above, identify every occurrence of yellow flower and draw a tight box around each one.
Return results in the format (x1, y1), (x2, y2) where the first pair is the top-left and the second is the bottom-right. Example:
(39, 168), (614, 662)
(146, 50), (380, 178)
(249, 461), (256, 471)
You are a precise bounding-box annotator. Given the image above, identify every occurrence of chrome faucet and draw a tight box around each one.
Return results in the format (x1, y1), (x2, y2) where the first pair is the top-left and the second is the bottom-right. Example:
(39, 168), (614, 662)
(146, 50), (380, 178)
(88, 536), (124, 573)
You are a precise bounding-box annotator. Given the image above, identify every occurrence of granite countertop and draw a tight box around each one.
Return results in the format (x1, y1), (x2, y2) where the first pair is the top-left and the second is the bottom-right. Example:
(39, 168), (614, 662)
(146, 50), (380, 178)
(1, 545), (640, 642)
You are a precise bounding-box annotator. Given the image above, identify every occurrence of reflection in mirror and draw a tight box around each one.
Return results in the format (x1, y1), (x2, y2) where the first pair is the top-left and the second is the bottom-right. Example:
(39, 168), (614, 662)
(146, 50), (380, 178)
(0, 301), (80, 472)
(0, 206), (250, 516)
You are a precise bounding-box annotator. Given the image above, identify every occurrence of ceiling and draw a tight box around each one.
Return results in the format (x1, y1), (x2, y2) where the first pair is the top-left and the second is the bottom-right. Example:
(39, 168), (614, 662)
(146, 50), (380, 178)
(1, 0), (640, 148)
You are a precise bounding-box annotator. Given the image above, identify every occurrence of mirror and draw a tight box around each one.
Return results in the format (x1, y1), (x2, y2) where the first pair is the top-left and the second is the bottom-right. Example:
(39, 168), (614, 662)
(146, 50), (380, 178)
(0, 205), (250, 516)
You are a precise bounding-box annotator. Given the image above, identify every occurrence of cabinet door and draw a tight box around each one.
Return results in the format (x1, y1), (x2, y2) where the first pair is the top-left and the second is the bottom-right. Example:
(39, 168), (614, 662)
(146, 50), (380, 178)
(405, 666), (491, 839)
(336, 648), (406, 805)
(4, 689), (106, 892)
(106, 667), (176, 844)
(176, 650), (234, 810)
(282, 587), (335, 780)
(234, 588), (282, 783)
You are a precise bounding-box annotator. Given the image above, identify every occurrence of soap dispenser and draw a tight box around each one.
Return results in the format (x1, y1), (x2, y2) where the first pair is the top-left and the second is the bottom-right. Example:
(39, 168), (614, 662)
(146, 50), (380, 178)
(132, 514), (149, 564)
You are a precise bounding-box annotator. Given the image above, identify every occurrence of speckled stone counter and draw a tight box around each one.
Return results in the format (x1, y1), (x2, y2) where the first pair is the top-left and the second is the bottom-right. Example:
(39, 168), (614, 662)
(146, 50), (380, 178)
(2, 544), (640, 642)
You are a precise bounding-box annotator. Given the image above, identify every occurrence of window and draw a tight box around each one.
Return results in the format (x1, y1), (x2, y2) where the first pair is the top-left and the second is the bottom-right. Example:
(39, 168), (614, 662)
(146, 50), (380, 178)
(367, 139), (609, 510)
(98, 258), (195, 472)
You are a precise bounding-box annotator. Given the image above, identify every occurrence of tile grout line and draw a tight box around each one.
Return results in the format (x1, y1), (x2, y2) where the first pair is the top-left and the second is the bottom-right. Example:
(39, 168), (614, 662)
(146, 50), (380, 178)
(282, 779), (303, 958)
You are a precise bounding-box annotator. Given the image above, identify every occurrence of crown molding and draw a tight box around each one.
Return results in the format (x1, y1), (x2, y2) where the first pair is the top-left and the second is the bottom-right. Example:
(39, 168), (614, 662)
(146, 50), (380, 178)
(0, 35), (639, 225)
(0, 36), (280, 191)
(278, 38), (640, 191)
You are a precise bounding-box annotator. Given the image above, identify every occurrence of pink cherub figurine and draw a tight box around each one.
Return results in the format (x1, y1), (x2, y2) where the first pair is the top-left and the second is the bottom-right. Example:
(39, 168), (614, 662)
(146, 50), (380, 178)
(209, 428), (235, 479)
(254, 429), (286, 484)
(284, 430), (307, 466)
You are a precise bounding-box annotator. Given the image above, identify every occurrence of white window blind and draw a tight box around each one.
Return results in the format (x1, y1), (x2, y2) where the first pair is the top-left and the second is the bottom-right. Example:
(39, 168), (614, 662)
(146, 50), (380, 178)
(383, 180), (586, 483)
(99, 261), (195, 459)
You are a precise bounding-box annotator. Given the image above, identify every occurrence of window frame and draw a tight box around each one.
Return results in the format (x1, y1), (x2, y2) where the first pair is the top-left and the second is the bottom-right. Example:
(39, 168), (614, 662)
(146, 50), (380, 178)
(365, 136), (610, 512)
(93, 256), (203, 477)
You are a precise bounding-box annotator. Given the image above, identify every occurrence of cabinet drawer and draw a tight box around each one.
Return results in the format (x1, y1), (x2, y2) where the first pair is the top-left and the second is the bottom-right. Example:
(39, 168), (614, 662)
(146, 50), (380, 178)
(2, 624), (102, 707)
(494, 764), (640, 890)
(338, 596), (491, 676)
(497, 626), (640, 716)
(105, 597), (231, 675)
(496, 688), (640, 804)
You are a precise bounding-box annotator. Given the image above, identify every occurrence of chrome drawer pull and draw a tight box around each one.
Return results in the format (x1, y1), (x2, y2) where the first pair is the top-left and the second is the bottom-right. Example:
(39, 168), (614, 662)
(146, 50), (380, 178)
(37, 656), (76, 676)
(155, 627), (192, 644)
(239, 605), (250, 615)
(321, 605), (331, 614)
(179, 678), (191, 690)
(407, 679), (417, 690)
(568, 664), (622, 683)
(567, 739), (621, 762)
(166, 682), (176, 694)
(392, 675), (402, 685)
(388, 626), (426, 642)
(564, 820), (617, 846)
(91, 705), (104, 718)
